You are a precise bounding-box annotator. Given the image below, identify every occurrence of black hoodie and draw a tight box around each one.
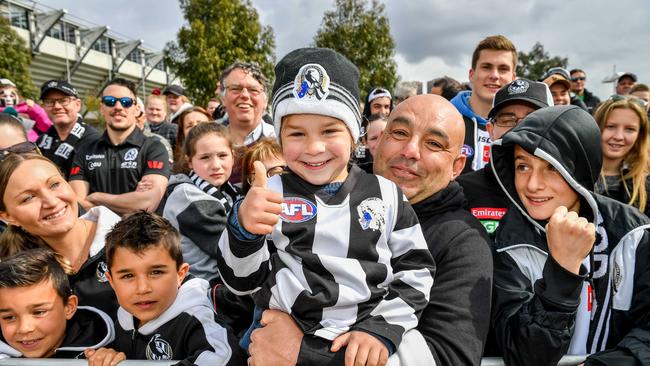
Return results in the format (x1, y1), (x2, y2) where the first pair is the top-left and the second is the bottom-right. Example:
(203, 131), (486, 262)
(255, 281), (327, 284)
(490, 105), (650, 366)
(412, 181), (493, 366)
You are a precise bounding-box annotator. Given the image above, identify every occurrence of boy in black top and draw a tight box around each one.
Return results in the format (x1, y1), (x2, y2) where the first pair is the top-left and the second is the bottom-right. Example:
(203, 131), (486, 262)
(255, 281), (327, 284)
(0, 249), (114, 359)
(97, 211), (237, 365)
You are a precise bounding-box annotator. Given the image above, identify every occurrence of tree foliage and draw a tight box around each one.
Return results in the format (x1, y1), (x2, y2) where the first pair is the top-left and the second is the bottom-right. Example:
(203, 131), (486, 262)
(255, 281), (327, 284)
(517, 42), (568, 81)
(314, 0), (398, 101)
(165, 0), (275, 106)
(0, 17), (36, 99)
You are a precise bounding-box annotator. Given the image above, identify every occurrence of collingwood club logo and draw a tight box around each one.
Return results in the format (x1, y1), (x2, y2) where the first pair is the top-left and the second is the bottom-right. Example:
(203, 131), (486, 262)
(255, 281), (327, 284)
(507, 79), (529, 95)
(146, 334), (173, 360)
(293, 63), (330, 102)
(96, 261), (108, 283)
(357, 197), (386, 232)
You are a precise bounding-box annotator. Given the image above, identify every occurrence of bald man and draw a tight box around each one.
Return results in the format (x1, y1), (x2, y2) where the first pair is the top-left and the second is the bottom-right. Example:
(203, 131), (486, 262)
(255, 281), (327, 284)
(247, 95), (493, 366)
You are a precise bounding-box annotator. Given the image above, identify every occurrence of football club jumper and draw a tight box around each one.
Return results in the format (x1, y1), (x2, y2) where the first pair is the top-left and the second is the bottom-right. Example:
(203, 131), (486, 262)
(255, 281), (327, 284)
(217, 166), (435, 348)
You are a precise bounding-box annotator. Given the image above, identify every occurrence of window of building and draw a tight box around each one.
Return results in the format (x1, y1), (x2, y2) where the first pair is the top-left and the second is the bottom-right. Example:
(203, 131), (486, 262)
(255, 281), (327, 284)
(8, 4), (29, 29)
(92, 36), (111, 54)
(126, 49), (142, 64)
(46, 21), (76, 44)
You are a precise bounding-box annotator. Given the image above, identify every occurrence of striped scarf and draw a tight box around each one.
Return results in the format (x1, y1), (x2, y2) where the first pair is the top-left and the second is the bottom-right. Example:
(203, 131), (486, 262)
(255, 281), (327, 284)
(188, 171), (241, 212)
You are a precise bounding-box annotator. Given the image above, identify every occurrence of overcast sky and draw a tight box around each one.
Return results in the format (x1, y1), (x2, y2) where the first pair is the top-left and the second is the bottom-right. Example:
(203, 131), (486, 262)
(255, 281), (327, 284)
(37, 0), (649, 99)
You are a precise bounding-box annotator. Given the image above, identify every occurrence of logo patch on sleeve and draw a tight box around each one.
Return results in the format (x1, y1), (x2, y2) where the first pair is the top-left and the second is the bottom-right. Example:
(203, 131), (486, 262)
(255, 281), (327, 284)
(280, 197), (317, 223)
(357, 197), (386, 231)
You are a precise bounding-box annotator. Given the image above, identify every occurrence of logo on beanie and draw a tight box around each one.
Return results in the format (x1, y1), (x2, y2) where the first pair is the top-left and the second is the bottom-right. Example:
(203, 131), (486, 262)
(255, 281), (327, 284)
(293, 63), (330, 102)
(508, 79), (529, 95)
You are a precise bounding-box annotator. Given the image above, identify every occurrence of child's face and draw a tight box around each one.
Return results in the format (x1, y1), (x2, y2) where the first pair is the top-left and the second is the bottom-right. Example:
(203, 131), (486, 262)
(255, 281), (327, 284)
(107, 245), (189, 327)
(281, 114), (352, 185)
(513, 145), (580, 220)
(188, 134), (233, 187)
(0, 280), (76, 358)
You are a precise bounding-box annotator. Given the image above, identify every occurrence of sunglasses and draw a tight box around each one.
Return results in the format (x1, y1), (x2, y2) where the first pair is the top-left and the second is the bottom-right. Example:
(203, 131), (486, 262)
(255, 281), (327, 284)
(0, 141), (38, 161)
(571, 76), (586, 82)
(609, 94), (648, 108)
(101, 96), (136, 108)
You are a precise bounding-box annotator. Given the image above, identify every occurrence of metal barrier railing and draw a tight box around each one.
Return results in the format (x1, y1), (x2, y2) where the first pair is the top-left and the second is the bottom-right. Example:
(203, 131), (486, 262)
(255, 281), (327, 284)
(0, 355), (589, 366)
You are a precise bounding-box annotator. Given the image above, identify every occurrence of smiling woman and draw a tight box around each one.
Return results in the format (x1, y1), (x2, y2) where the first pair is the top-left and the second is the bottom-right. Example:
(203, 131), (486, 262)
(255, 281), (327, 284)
(593, 97), (650, 215)
(0, 153), (121, 317)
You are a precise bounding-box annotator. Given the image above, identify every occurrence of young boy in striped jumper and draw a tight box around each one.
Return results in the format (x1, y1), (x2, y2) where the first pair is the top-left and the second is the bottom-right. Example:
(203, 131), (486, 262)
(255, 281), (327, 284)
(217, 47), (435, 365)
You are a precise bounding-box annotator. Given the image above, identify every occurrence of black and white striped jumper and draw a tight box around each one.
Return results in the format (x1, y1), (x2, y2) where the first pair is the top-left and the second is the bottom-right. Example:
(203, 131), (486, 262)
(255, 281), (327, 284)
(217, 166), (435, 349)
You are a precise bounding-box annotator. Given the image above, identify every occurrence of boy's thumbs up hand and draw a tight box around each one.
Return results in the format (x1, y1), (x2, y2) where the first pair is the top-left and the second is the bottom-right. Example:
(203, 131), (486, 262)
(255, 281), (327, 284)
(239, 161), (283, 235)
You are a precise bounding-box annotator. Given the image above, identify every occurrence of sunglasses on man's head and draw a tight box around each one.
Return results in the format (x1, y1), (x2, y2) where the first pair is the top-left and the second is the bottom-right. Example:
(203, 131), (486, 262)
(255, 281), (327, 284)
(0, 141), (38, 161)
(101, 96), (135, 108)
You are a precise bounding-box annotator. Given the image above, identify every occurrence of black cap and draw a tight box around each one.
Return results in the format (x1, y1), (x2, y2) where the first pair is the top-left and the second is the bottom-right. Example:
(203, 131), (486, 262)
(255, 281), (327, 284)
(162, 85), (186, 96)
(40, 80), (78, 100)
(618, 72), (638, 83)
(489, 79), (554, 119)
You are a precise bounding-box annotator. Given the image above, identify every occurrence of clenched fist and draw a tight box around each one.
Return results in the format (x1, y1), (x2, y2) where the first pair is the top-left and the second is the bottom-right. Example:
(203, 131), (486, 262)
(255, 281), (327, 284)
(545, 206), (596, 274)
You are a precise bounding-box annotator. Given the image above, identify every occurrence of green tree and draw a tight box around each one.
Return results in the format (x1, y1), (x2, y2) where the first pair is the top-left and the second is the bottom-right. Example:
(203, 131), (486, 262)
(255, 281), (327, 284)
(517, 42), (568, 81)
(165, 0), (275, 106)
(0, 17), (36, 99)
(314, 0), (398, 101)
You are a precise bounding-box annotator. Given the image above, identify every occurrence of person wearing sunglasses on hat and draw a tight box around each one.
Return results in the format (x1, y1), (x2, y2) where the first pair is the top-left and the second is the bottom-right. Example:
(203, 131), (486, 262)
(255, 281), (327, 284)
(570, 69), (601, 114)
(0, 78), (52, 142)
(69, 78), (171, 215)
(37, 80), (101, 179)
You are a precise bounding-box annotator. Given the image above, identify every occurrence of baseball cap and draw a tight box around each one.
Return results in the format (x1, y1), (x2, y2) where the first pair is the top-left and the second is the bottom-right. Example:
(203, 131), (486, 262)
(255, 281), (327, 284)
(0, 78), (16, 88)
(489, 79), (554, 119)
(162, 85), (186, 96)
(618, 72), (638, 83)
(40, 80), (78, 100)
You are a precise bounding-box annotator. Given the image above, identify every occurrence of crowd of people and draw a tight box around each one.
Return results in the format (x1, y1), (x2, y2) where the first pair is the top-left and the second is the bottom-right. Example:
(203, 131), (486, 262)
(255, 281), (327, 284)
(0, 33), (648, 366)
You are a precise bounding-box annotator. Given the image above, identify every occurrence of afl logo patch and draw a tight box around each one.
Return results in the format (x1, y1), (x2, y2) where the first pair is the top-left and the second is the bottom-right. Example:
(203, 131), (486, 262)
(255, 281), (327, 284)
(293, 63), (330, 102)
(461, 144), (474, 157)
(146, 334), (173, 360)
(281, 197), (317, 223)
(96, 261), (108, 283)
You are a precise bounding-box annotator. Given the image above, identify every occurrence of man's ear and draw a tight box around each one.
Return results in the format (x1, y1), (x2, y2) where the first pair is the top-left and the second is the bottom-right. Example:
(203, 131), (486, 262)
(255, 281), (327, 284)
(486, 122), (495, 141)
(468, 68), (475, 81)
(451, 154), (467, 180)
(105, 270), (115, 290)
(64, 294), (78, 320)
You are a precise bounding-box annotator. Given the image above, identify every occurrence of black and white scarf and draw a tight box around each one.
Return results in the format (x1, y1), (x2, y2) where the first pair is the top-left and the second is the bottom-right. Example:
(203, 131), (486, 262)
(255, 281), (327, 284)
(188, 171), (241, 212)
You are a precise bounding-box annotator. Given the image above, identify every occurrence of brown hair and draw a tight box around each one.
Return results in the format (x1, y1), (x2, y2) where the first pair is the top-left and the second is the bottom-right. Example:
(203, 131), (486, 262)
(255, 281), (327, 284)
(105, 211), (183, 270)
(241, 138), (282, 194)
(594, 98), (650, 212)
(173, 106), (212, 174)
(183, 122), (233, 160)
(0, 153), (62, 257)
(0, 248), (74, 304)
(471, 35), (517, 70)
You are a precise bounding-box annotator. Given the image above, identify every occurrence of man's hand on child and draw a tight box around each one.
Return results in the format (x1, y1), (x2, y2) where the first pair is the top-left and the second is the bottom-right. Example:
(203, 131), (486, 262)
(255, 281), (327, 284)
(331, 331), (389, 366)
(545, 206), (596, 275)
(239, 161), (283, 235)
(85, 347), (126, 366)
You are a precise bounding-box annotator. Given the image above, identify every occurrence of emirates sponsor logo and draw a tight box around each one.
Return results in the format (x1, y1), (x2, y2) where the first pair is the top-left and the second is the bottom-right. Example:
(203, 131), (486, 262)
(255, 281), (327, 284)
(471, 207), (507, 220)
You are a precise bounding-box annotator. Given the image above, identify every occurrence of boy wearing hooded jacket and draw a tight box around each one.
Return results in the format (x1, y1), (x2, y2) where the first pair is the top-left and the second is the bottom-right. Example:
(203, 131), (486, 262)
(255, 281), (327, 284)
(491, 105), (650, 365)
(0, 249), (115, 360)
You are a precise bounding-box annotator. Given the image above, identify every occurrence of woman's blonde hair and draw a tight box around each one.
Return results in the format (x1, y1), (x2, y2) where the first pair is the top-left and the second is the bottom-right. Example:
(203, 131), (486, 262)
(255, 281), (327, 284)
(594, 97), (650, 212)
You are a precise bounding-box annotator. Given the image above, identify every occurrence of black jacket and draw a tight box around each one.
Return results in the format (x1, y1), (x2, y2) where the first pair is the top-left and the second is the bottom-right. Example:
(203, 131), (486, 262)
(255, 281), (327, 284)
(456, 163), (510, 240)
(412, 181), (493, 366)
(114, 277), (242, 365)
(580, 89), (602, 114)
(490, 105), (650, 366)
(596, 171), (650, 217)
(0, 306), (115, 359)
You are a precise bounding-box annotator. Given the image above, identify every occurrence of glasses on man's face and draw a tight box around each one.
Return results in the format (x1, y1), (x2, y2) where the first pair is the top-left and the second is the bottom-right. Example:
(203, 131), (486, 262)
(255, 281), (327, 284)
(571, 76), (586, 82)
(42, 96), (76, 108)
(225, 85), (264, 97)
(491, 114), (525, 128)
(0, 141), (38, 161)
(101, 96), (135, 108)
